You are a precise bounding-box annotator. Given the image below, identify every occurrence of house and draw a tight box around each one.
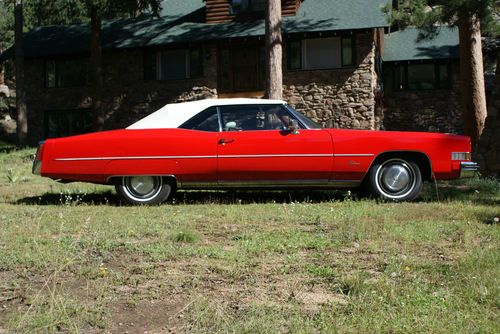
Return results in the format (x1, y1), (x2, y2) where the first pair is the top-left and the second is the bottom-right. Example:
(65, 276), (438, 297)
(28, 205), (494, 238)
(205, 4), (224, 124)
(382, 27), (462, 133)
(0, 0), (462, 144)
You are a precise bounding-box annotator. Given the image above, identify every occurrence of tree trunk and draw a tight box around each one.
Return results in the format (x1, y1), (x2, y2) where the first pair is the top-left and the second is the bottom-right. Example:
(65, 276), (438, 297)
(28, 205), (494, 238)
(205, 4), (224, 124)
(458, 12), (487, 152)
(265, 0), (282, 100)
(15, 0), (27, 146)
(495, 50), (500, 86)
(136, 0), (142, 17)
(90, 5), (104, 132)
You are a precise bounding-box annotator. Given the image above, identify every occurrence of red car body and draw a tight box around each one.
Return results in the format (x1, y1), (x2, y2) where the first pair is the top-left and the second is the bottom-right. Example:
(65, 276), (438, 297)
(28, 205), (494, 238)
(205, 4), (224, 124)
(33, 99), (478, 204)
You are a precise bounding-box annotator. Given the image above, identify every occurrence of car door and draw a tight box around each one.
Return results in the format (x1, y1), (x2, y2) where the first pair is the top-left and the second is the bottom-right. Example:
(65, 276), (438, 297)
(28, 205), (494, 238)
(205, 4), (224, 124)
(176, 106), (220, 184)
(217, 104), (334, 185)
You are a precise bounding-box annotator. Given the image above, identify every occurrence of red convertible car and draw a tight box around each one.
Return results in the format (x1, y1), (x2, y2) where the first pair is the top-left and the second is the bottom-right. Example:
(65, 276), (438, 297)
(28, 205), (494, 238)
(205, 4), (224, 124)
(33, 99), (478, 204)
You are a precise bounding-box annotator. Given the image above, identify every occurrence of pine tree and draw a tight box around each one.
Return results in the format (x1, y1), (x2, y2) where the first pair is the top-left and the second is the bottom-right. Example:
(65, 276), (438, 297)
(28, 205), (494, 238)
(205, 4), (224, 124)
(84, 0), (162, 131)
(1, 0), (161, 136)
(14, 0), (27, 145)
(265, 0), (283, 100)
(386, 0), (499, 151)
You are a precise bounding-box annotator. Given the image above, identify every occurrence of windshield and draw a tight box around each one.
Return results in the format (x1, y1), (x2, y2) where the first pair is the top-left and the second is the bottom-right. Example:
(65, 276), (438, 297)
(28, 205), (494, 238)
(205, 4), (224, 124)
(285, 105), (322, 129)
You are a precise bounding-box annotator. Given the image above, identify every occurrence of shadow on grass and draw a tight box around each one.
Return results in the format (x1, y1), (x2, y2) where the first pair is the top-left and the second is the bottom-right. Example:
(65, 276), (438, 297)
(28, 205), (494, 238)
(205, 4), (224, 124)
(421, 180), (500, 225)
(422, 185), (500, 207)
(16, 189), (351, 206)
(173, 189), (348, 204)
(0, 145), (18, 154)
(15, 183), (499, 208)
(16, 191), (122, 206)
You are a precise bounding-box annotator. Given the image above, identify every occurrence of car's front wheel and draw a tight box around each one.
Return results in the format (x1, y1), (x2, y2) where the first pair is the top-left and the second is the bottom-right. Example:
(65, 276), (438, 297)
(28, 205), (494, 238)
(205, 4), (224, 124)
(115, 176), (173, 205)
(368, 158), (423, 201)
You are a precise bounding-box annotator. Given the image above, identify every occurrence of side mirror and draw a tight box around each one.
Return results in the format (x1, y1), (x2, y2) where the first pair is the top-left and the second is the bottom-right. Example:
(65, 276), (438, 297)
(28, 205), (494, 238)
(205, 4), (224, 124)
(288, 119), (300, 135)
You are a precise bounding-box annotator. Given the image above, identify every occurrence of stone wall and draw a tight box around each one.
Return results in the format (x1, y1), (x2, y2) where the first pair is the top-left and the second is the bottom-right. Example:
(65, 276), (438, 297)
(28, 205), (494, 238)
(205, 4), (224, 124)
(24, 46), (219, 144)
(382, 62), (463, 133)
(283, 32), (377, 129)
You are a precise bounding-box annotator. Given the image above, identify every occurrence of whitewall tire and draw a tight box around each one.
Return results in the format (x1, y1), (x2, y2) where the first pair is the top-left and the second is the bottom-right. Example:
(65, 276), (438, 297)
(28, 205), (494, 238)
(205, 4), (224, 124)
(368, 159), (423, 201)
(115, 176), (172, 205)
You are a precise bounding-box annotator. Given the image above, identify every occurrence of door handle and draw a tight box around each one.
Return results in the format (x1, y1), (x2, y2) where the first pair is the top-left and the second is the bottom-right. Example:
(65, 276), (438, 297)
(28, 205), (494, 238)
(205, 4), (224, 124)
(219, 138), (235, 145)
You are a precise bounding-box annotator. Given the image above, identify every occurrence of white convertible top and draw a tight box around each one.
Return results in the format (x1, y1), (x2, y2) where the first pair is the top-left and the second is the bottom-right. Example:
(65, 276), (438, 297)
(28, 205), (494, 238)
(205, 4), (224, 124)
(127, 98), (286, 130)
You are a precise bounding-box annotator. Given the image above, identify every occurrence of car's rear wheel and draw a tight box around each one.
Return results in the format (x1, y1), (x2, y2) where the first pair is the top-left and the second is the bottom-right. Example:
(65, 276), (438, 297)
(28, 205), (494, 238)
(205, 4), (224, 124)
(115, 176), (173, 205)
(368, 158), (423, 201)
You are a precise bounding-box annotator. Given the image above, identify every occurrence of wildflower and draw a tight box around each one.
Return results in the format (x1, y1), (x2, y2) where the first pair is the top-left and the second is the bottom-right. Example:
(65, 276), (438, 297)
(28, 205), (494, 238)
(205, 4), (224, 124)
(405, 266), (411, 271)
(99, 264), (109, 278)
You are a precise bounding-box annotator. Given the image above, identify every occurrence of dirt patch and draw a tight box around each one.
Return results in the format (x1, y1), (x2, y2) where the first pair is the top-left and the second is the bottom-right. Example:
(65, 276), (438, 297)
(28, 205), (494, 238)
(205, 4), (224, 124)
(0, 270), (23, 332)
(108, 297), (189, 334)
(295, 290), (348, 312)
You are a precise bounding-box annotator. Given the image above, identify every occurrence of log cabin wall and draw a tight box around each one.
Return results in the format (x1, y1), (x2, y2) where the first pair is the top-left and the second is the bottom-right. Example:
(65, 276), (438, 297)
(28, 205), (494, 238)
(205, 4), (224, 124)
(206, 0), (301, 23)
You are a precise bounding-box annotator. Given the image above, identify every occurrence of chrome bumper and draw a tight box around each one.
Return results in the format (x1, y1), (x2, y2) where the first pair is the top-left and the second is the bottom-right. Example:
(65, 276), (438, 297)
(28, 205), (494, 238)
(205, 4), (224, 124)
(32, 159), (42, 175)
(460, 161), (479, 178)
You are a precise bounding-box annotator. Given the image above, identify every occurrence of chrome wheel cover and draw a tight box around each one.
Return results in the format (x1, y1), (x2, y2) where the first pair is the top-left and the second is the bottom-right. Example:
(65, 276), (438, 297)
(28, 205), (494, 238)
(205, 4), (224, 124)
(375, 159), (416, 199)
(122, 176), (162, 202)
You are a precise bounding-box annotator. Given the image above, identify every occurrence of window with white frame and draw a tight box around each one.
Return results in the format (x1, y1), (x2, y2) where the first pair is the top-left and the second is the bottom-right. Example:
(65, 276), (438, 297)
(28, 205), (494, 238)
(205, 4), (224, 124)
(157, 49), (202, 80)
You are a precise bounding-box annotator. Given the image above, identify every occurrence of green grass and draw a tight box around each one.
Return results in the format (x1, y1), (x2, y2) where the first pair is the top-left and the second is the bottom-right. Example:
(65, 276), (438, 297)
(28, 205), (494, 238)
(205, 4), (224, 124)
(0, 147), (498, 333)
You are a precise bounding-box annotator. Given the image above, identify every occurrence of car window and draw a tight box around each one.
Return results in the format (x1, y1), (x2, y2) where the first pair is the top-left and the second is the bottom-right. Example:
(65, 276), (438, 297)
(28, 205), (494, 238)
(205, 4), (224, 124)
(179, 107), (219, 132)
(219, 104), (301, 131)
(285, 105), (321, 129)
(219, 105), (260, 131)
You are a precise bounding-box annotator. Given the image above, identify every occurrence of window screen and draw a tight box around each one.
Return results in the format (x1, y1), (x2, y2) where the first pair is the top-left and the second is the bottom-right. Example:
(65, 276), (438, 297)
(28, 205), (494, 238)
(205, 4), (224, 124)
(231, 0), (265, 14)
(287, 40), (302, 70)
(157, 49), (203, 80)
(45, 58), (89, 88)
(341, 37), (354, 66)
(407, 64), (435, 90)
(393, 63), (452, 91)
(303, 37), (341, 70)
(44, 109), (92, 138)
(437, 64), (451, 89)
(159, 50), (187, 80)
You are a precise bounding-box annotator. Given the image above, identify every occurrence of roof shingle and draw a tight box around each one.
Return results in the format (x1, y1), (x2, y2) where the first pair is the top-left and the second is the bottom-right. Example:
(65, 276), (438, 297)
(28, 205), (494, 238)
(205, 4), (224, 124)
(0, 0), (390, 61)
(383, 27), (460, 62)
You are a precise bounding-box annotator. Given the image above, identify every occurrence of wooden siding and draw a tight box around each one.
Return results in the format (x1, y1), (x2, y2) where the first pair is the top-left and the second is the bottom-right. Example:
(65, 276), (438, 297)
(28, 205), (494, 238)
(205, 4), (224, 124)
(282, 0), (301, 17)
(206, 0), (231, 23)
(206, 0), (301, 24)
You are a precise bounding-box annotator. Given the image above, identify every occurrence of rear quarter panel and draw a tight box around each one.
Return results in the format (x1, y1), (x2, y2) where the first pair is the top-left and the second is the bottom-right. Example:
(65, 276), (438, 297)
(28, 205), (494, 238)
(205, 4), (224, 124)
(41, 129), (218, 183)
(329, 129), (471, 181)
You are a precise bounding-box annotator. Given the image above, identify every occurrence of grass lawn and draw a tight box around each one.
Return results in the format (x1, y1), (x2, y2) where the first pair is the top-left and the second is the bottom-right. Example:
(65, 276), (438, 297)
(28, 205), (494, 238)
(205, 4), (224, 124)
(0, 147), (498, 333)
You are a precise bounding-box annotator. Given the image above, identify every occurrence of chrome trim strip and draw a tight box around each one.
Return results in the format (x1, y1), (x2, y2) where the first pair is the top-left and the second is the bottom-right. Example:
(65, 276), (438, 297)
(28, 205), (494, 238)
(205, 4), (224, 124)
(220, 154), (373, 158)
(55, 153), (374, 161)
(220, 154), (332, 158)
(55, 156), (217, 161)
(105, 174), (178, 183)
(333, 154), (374, 157)
(180, 179), (361, 189)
